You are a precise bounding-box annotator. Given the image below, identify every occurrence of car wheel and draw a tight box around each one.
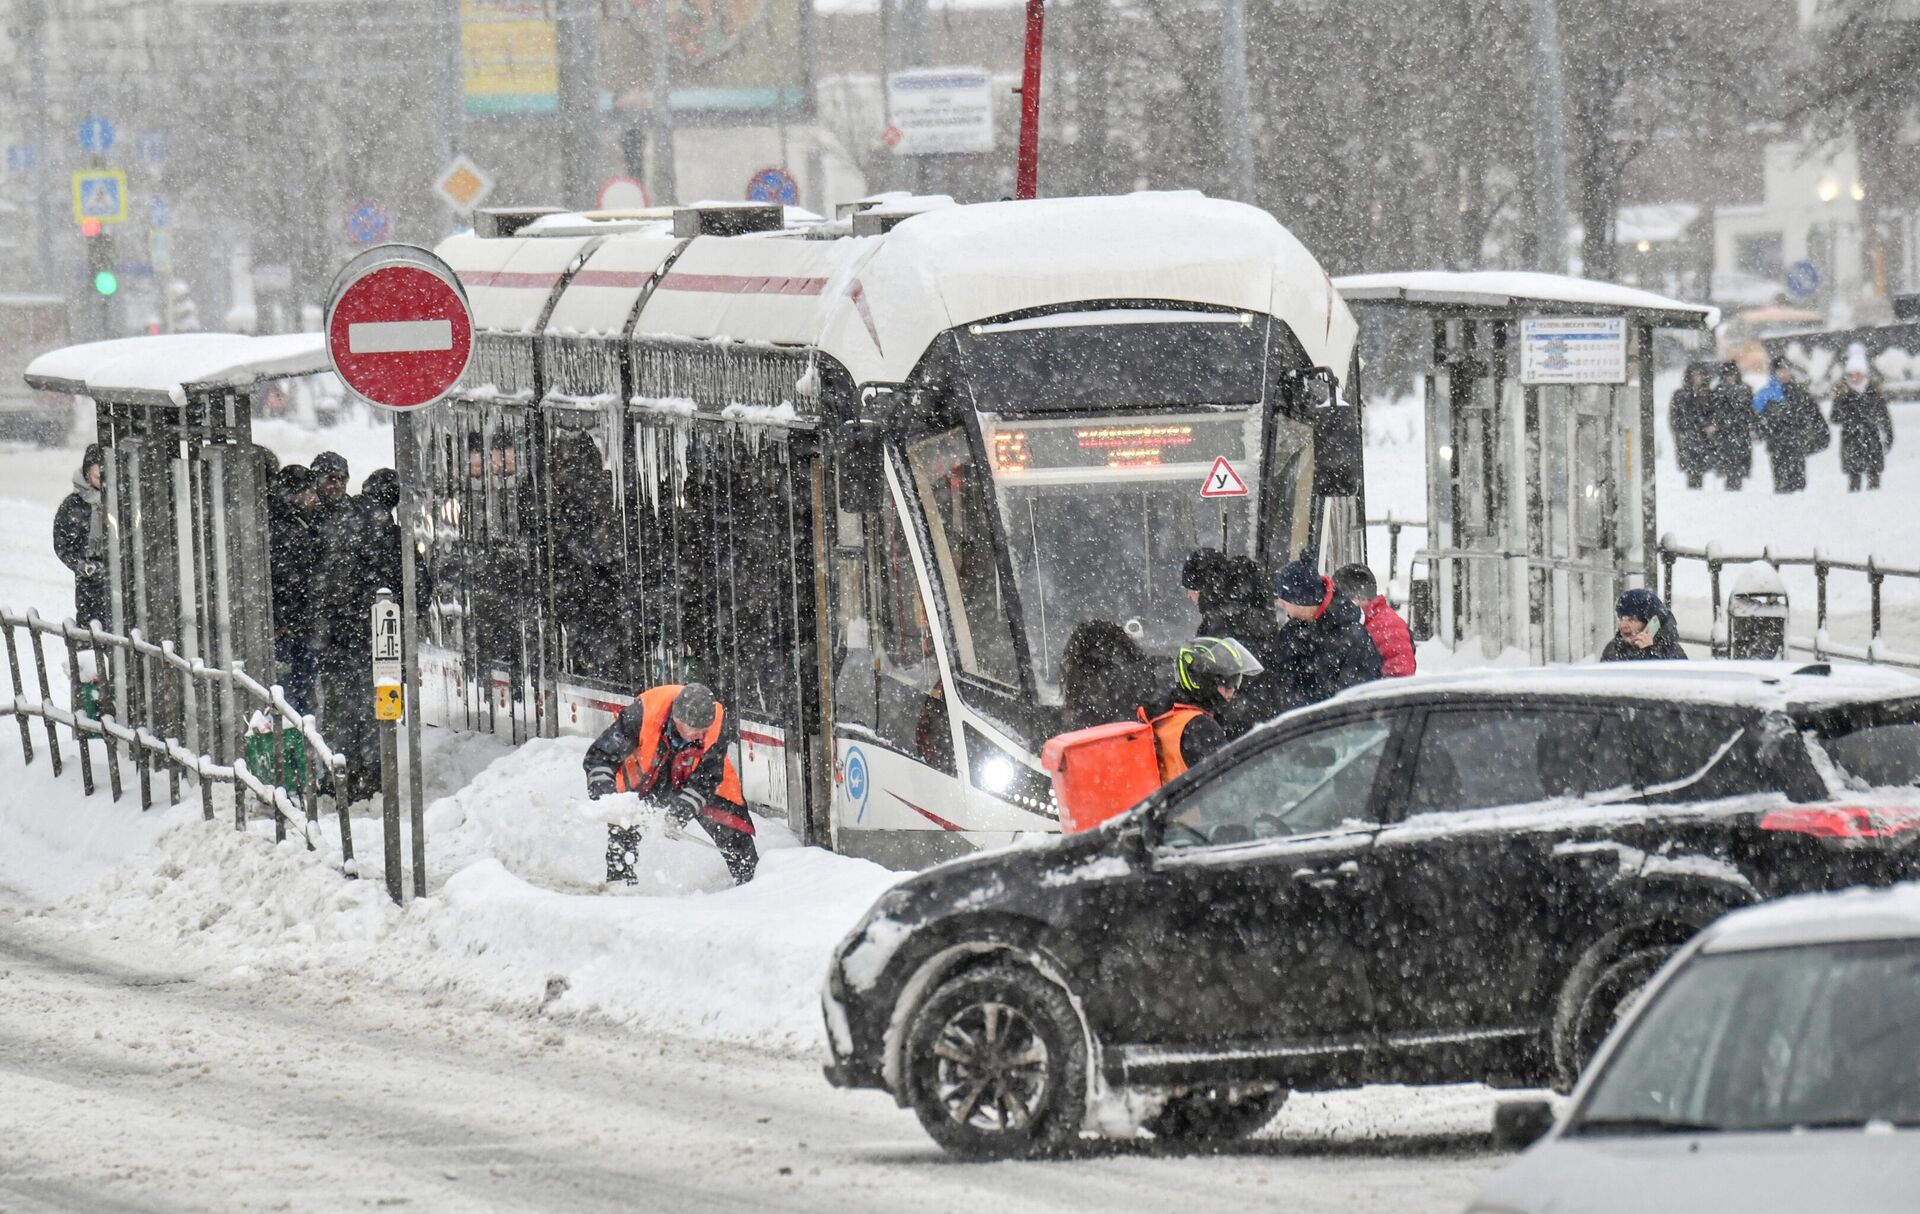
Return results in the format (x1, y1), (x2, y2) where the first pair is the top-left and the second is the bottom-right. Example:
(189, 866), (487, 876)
(905, 963), (1088, 1159)
(1144, 1087), (1286, 1143)
(1551, 942), (1674, 1093)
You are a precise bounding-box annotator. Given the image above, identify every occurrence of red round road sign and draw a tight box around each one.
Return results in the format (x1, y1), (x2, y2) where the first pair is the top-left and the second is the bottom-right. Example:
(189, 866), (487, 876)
(326, 261), (473, 410)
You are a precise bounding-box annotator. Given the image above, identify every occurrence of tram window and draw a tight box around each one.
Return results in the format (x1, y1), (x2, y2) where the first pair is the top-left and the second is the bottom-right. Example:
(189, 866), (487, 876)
(875, 499), (953, 773)
(904, 427), (1019, 689)
(1263, 415), (1315, 563)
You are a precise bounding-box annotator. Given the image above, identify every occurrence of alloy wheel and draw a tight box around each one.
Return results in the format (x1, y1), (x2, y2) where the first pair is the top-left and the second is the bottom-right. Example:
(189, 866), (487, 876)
(929, 999), (1052, 1133)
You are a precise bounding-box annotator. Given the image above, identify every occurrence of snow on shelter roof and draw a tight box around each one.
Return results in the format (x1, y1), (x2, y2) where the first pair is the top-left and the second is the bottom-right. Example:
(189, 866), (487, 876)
(1334, 270), (1719, 329)
(1335, 659), (1920, 712)
(24, 332), (331, 406)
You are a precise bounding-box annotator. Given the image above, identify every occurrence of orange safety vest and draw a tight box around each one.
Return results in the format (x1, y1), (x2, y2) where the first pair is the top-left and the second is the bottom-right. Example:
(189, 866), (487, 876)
(615, 683), (746, 808)
(1144, 703), (1208, 784)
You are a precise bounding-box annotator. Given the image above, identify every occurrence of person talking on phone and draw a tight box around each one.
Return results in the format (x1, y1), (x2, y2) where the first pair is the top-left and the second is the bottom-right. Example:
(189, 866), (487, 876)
(1600, 588), (1687, 661)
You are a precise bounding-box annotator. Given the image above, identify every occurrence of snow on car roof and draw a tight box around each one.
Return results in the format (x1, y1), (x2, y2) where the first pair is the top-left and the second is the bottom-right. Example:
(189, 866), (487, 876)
(1701, 882), (1920, 953)
(1333, 269), (1719, 329)
(1336, 660), (1920, 712)
(24, 332), (331, 406)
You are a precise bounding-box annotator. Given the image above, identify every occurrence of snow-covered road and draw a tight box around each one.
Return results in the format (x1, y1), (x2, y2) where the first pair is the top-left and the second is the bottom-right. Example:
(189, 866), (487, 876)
(0, 892), (1498, 1213)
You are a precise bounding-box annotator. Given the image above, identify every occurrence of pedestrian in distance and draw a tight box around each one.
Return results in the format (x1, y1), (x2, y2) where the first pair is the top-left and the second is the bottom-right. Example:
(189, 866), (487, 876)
(1752, 356), (1826, 494)
(1669, 362), (1716, 489)
(1331, 563), (1416, 678)
(314, 466), (401, 803)
(268, 465), (324, 715)
(1267, 558), (1384, 712)
(1710, 361), (1754, 490)
(1600, 588), (1687, 662)
(586, 682), (759, 885)
(1137, 636), (1263, 784)
(1180, 547), (1228, 614)
(1829, 342), (1894, 492)
(52, 442), (109, 629)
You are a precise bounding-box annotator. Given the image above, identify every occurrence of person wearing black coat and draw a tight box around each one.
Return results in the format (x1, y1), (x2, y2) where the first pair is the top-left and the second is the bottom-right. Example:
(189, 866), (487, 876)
(1669, 363), (1716, 489)
(315, 468), (403, 802)
(1265, 559), (1383, 713)
(1830, 350), (1894, 491)
(1710, 361), (1754, 489)
(1753, 357), (1826, 494)
(268, 465), (324, 714)
(52, 443), (109, 628)
(1599, 588), (1687, 662)
(1057, 620), (1158, 733)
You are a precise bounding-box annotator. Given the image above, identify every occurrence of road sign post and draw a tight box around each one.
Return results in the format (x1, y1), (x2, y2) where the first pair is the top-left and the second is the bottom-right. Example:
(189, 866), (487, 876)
(371, 590), (404, 904)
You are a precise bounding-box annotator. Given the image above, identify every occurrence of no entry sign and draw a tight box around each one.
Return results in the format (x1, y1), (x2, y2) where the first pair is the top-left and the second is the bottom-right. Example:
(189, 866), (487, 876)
(325, 246), (473, 410)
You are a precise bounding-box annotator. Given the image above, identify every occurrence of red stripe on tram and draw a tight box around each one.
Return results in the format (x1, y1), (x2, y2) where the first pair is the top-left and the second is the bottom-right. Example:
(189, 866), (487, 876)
(458, 270), (564, 289)
(655, 273), (829, 296)
(887, 791), (963, 832)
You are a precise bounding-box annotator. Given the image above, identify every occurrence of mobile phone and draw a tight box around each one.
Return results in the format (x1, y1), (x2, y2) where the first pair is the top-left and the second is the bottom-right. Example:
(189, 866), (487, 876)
(1643, 616), (1661, 640)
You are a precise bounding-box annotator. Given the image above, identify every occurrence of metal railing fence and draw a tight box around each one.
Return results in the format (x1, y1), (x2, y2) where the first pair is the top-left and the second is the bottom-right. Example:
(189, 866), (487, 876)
(1, 606), (352, 855)
(1656, 537), (1920, 671)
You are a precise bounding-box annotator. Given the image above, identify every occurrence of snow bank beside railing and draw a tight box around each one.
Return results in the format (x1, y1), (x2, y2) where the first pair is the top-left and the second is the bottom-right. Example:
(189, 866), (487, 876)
(14, 733), (904, 1055)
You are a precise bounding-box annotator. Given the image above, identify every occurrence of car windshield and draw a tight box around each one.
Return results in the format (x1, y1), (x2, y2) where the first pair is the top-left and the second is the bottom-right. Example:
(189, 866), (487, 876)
(1801, 700), (1920, 790)
(1571, 939), (1920, 1135)
(979, 410), (1273, 703)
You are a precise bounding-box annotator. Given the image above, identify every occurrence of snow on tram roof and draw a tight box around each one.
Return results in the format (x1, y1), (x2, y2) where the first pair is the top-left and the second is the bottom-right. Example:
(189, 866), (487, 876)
(1337, 659), (1920, 710)
(24, 332), (330, 405)
(1334, 269), (1719, 328)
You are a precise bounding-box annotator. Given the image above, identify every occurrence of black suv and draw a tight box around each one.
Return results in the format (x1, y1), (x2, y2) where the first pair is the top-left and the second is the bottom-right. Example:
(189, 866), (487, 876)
(822, 662), (1920, 1158)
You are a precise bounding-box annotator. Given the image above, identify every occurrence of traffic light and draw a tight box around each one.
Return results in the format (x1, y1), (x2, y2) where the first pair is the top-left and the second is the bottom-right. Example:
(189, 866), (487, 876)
(82, 218), (118, 297)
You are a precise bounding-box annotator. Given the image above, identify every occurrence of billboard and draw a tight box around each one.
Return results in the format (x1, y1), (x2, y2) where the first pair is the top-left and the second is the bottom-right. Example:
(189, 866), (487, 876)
(463, 0), (560, 116)
(611, 0), (813, 122)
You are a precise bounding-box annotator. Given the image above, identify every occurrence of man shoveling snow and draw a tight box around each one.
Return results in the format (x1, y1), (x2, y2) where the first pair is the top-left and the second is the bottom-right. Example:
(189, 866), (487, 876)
(584, 682), (759, 885)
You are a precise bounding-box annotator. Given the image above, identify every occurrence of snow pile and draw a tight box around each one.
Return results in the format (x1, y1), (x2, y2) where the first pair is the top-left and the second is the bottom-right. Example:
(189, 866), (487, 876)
(24, 733), (903, 1054)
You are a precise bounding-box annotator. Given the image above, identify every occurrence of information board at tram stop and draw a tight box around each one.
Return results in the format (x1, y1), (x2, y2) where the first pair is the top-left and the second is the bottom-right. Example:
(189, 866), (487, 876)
(325, 246), (474, 410)
(885, 68), (995, 156)
(1520, 316), (1628, 385)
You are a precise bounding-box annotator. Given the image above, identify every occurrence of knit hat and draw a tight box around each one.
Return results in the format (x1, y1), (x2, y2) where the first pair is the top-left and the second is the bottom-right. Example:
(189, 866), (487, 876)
(1180, 547), (1226, 592)
(1273, 559), (1326, 607)
(81, 442), (102, 472)
(312, 451), (349, 478)
(1846, 342), (1869, 379)
(1615, 588), (1664, 625)
(671, 683), (718, 730)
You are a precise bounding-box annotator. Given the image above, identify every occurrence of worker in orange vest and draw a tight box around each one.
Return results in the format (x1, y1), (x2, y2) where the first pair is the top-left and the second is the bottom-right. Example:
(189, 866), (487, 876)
(1140, 636), (1263, 784)
(586, 682), (759, 885)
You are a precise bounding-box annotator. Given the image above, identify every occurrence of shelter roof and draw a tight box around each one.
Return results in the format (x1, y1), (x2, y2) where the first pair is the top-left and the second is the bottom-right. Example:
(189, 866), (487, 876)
(24, 333), (331, 407)
(1334, 270), (1718, 329)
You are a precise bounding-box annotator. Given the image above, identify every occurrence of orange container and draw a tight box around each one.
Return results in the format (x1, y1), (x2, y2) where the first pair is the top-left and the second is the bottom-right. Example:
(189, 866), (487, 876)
(1041, 720), (1163, 834)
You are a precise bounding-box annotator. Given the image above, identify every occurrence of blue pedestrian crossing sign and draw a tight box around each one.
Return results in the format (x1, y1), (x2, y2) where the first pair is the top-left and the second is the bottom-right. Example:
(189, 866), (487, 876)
(78, 117), (116, 155)
(72, 169), (129, 224)
(5, 144), (36, 172)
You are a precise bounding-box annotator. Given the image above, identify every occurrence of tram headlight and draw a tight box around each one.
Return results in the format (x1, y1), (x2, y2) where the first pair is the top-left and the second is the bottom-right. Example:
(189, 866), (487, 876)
(980, 756), (1017, 795)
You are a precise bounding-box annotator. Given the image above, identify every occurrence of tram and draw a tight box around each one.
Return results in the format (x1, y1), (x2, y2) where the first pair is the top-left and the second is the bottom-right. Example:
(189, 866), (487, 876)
(413, 192), (1364, 867)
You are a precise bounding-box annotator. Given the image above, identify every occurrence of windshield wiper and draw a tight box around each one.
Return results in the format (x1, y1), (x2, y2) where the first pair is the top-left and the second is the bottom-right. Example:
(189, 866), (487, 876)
(1570, 1115), (1725, 1136)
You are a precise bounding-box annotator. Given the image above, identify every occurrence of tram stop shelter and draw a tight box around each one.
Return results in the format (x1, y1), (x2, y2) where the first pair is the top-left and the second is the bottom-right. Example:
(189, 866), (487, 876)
(1334, 272), (1717, 663)
(24, 332), (330, 752)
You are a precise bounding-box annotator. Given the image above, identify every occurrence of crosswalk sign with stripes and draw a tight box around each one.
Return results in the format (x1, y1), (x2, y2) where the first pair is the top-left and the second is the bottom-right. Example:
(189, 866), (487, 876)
(71, 169), (128, 224)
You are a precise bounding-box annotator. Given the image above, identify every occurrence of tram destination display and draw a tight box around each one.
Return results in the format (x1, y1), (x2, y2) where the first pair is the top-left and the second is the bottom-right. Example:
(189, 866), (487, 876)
(985, 416), (1248, 473)
(1520, 316), (1627, 385)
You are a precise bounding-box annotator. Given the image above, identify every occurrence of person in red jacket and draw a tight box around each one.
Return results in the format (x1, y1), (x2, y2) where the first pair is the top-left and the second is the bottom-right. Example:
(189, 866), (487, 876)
(1333, 564), (1416, 678)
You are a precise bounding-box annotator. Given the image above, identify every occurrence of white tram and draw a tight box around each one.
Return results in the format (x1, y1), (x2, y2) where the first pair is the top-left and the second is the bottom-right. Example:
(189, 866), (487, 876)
(412, 193), (1364, 867)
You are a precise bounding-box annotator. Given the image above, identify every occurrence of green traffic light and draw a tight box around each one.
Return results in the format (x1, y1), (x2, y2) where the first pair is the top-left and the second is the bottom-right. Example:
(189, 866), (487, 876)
(93, 269), (118, 297)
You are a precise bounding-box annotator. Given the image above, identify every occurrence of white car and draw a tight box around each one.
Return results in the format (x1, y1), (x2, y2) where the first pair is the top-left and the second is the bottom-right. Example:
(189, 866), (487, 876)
(1469, 882), (1920, 1214)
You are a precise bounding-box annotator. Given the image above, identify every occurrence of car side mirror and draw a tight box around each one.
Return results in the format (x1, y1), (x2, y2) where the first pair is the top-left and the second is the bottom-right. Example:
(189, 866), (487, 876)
(1491, 1099), (1557, 1151)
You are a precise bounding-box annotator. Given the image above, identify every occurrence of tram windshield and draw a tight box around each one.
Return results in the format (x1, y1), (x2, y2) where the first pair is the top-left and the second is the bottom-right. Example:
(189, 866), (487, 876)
(980, 411), (1262, 702)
